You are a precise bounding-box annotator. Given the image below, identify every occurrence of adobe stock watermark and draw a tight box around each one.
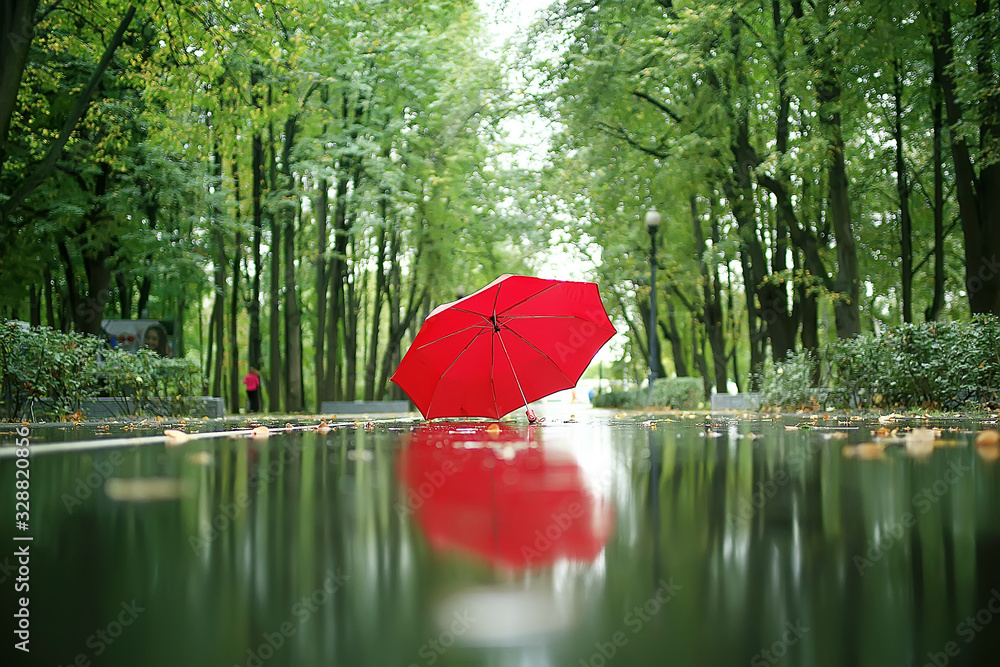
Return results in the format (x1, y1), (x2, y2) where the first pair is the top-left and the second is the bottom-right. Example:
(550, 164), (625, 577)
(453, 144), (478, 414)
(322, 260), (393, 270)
(922, 588), (1000, 667)
(395, 449), (472, 518)
(57, 600), (145, 667)
(853, 460), (971, 575)
(61, 449), (131, 514)
(554, 308), (613, 363)
(408, 607), (477, 666)
(965, 255), (1000, 296)
(520, 501), (587, 564)
(578, 577), (682, 666)
(728, 438), (824, 528)
(750, 619), (810, 666)
(234, 567), (349, 667)
(189, 443), (301, 555)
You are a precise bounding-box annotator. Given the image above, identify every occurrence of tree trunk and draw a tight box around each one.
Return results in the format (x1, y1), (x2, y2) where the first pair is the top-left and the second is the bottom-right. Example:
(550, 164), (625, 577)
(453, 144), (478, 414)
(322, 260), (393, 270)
(284, 182), (303, 412)
(894, 60), (913, 323)
(277, 115), (302, 412)
(926, 50), (946, 322)
(315, 178), (329, 403)
(345, 234), (359, 401)
(385, 225), (403, 399)
(377, 237), (426, 400)
(43, 265), (55, 327)
(249, 66), (264, 371)
(665, 299), (688, 377)
(267, 110), (281, 412)
(74, 164), (116, 336)
(818, 2), (860, 336)
(28, 284), (40, 326)
(229, 155), (243, 414)
(691, 315), (710, 399)
(115, 273), (132, 319)
(210, 146), (225, 399)
(0, 5), (136, 229)
(932, 3), (1000, 315)
(0, 0), (40, 172)
(325, 170), (351, 400)
(364, 208), (388, 401)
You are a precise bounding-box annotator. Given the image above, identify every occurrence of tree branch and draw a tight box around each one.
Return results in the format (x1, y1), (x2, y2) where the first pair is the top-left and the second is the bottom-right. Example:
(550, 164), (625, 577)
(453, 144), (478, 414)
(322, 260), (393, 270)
(632, 90), (683, 124)
(1, 4), (137, 227)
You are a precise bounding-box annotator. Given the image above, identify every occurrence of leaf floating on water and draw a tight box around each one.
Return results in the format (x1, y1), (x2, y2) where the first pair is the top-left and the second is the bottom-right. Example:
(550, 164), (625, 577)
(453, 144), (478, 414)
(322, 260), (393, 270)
(977, 443), (1000, 463)
(250, 426), (270, 439)
(164, 429), (191, 446)
(904, 427), (938, 459)
(842, 443), (886, 460)
(185, 451), (213, 466)
(105, 477), (188, 501)
(975, 430), (1000, 463)
(974, 429), (1000, 448)
(486, 422), (502, 436)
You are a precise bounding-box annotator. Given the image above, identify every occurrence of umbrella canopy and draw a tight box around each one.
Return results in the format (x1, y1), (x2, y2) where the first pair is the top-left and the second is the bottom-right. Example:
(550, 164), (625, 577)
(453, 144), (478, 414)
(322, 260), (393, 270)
(391, 275), (616, 420)
(398, 422), (613, 569)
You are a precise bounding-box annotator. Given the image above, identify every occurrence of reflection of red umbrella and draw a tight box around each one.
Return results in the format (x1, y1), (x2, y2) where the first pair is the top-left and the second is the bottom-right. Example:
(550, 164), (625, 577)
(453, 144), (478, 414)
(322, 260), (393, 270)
(398, 423), (613, 569)
(390, 275), (615, 421)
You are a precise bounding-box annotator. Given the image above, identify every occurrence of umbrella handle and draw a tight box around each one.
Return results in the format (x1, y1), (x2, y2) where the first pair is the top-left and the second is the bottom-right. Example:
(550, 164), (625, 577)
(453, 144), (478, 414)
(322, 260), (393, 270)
(526, 408), (538, 424)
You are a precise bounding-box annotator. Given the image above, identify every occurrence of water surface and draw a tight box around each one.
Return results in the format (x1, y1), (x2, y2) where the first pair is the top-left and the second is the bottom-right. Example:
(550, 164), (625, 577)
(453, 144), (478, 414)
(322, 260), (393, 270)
(2, 409), (999, 667)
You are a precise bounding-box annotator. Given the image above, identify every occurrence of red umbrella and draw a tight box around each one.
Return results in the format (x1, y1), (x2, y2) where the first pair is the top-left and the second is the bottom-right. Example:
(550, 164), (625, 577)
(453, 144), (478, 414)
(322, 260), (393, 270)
(398, 422), (613, 569)
(390, 275), (616, 421)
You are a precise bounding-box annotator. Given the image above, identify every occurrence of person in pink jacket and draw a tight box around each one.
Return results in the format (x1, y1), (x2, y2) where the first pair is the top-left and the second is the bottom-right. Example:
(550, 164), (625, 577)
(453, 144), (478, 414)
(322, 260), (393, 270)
(243, 367), (262, 413)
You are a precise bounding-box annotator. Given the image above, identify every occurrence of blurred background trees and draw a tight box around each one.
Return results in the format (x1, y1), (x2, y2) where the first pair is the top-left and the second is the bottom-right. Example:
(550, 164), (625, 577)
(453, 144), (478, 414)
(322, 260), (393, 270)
(1, 0), (996, 408)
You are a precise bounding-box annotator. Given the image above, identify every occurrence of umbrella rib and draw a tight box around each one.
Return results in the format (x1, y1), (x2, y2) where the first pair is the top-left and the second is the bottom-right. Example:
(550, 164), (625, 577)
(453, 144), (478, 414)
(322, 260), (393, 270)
(414, 322), (490, 351)
(504, 314), (593, 322)
(426, 329), (491, 416)
(496, 331), (531, 411)
(501, 325), (576, 387)
(497, 283), (560, 318)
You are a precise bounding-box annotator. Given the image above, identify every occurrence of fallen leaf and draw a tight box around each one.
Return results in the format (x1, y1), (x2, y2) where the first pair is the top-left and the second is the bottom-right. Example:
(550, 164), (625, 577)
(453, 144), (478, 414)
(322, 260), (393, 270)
(185, 451), (213, 466)
(977, 443), (1000, 463)
(904, 427), (938, 458)
(250, 426), (270, 439)
(843, 443), (885, 460)
(975, 429), (1000, 448)
(105, 477), (187, 501)
(163, 429), (191, 446)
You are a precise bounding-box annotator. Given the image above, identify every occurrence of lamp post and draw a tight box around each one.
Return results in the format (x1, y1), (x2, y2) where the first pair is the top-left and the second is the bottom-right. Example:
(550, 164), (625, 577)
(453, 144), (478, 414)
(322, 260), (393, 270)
(645, 208), (661, 403)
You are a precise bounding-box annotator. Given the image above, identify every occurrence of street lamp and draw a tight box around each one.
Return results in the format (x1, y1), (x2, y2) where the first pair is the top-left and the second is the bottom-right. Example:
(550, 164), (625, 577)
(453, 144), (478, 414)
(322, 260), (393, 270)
(645, 208), (661, 403)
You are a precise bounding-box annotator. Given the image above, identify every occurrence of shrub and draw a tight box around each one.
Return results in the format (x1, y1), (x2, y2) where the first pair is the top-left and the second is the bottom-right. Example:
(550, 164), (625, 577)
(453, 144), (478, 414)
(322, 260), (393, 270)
(0, 322), (104, 418)
(591, 377), (703, 410)
(759, 350), (823, 409)
(1, 320), (204, 420)
(822, 316), (1000, 410)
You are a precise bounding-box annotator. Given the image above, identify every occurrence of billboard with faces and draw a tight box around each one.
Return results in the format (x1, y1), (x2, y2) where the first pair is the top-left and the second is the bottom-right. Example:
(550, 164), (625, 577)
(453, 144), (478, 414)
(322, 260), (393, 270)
(101, 319), (175, 357)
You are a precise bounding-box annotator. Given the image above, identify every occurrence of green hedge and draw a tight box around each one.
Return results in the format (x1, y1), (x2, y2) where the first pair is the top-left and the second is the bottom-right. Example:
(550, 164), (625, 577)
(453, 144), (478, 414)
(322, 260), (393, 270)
(1, 320), (204, 420)
(759, 316), (1000, 410)
(759, 350), (824, 409)
(592, 377), (704, 410)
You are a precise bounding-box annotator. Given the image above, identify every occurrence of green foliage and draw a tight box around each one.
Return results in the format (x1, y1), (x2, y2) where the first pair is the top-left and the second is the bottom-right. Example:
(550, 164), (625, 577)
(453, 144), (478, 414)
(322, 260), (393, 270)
(0, 321), (203, 420)
(592, 377), (703, 410)
(757, 318), (1000, 411)
(758, 350), (823, 409)
(825, 317), (1000, 410)
(100, 348), (204, 417)
(0, 321), (104, 419)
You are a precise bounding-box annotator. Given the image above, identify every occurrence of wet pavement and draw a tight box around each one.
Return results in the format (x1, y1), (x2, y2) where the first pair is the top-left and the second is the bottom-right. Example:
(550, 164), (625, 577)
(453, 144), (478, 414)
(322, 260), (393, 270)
(2, 405), (1000, 666)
